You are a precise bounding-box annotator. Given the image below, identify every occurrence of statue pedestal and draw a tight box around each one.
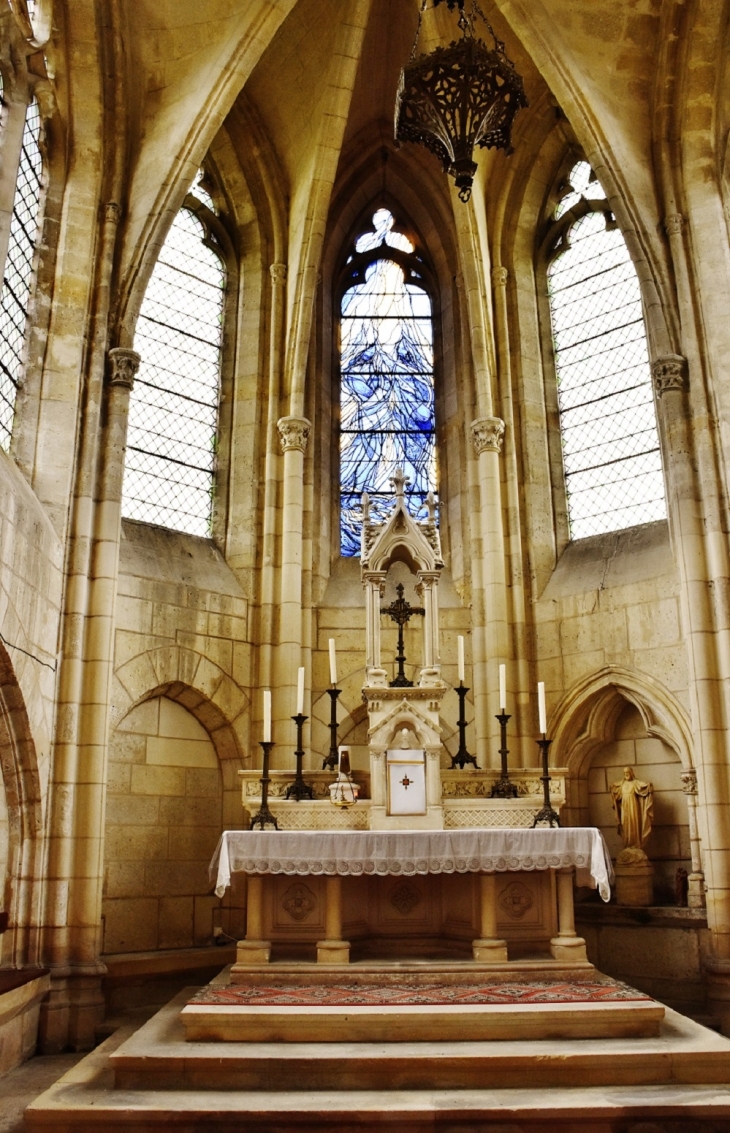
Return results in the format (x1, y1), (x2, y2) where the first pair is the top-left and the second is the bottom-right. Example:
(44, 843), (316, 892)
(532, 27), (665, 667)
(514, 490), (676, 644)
(614, 848), (654, 907)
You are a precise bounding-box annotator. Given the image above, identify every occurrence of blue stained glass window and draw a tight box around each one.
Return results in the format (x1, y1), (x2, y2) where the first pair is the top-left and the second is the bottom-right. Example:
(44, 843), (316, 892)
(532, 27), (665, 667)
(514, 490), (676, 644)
(339, 209), (437, 556)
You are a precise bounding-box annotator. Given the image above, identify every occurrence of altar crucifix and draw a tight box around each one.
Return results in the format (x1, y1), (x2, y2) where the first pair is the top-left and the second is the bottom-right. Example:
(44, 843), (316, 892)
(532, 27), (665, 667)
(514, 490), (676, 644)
(381, 583), (424, 687)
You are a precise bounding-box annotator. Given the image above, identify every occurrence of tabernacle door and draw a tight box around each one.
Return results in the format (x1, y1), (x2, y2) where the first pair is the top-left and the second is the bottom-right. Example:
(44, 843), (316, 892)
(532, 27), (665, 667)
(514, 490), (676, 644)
(387, 749), (427, 815)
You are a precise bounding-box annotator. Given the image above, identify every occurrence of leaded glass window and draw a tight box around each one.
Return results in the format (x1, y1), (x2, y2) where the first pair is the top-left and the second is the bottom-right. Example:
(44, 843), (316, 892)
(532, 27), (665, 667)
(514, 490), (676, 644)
(547, 160), (666, 539)
(122, 173), (225, 536)
(339, 208), (437, 556)
(0, 95), (43, 450)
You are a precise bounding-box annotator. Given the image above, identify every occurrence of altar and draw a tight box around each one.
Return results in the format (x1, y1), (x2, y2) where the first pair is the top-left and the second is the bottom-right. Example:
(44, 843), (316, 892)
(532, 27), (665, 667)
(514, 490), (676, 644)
(211, 826), (612, 968)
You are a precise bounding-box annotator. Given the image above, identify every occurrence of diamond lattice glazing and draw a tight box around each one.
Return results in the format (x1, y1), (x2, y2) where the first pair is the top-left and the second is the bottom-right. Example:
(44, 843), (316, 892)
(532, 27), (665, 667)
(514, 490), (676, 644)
(0, 96), (43, 449)
(548, 170), (666, 539)
(122, 195), (225, 536)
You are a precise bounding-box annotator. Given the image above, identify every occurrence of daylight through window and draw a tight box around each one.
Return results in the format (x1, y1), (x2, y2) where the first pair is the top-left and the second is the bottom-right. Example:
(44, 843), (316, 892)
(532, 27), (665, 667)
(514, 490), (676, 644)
(339, 208), (437, 556)
(547, 161), (666, 539)
(122, 179), (225, 536)
(0, 96), (43, 449)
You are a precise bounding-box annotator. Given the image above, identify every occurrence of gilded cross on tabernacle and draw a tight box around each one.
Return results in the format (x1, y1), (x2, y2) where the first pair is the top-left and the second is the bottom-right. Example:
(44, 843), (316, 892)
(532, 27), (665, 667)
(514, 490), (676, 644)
(401, 775), (413, 789)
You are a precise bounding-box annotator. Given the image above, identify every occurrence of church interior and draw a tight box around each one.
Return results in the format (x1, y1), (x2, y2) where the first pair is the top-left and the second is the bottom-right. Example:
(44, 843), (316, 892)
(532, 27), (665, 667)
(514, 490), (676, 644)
(2, 0), (730, 1128)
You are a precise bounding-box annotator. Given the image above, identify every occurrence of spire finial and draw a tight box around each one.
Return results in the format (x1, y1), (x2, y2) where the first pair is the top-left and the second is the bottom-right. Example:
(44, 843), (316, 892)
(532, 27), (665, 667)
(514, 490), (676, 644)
(390, 467), (410, 502)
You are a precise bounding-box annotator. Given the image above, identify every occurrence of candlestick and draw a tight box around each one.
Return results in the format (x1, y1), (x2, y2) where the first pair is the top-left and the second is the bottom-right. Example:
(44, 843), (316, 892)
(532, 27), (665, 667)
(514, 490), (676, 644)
(285, 713), (314, 801)
(328, 639), (337, 685)
(499, 664), (506, 711)
(296, 667), (305, 715)
(262, 689), (271, 743)
(531, 736), (560, 827)
(489, 711), (518, 797)
(323, 686), (341, 771)
(250, 741), (279, 830)
(537, 681), (547, 735)
(457, 636), (465, 683)
(451, 682), (479, 769)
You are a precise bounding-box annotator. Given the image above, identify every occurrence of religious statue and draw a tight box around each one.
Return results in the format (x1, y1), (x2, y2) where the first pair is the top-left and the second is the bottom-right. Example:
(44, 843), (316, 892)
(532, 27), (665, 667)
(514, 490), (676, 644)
(609, 767), (654, 906)
(609, 767), (654, 850)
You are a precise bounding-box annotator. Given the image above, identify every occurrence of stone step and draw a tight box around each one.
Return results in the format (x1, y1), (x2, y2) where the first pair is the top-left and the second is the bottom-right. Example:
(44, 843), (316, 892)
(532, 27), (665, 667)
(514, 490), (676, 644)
(24, 1026), (730, 1133)
(104, 991), (730, 1093)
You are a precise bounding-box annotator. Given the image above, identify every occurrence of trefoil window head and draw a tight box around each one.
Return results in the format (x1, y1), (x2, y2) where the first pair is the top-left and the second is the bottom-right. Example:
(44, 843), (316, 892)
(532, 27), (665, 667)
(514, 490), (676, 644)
(395, 0), (528, 202)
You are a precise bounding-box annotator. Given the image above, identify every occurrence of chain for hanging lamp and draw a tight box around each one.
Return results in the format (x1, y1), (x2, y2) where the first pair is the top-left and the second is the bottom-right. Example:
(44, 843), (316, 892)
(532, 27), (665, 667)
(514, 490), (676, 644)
(395, 0), (528, 202)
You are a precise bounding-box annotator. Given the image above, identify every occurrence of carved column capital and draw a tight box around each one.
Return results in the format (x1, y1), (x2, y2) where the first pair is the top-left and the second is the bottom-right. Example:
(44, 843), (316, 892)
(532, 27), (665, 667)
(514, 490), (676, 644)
(664, 213), (685, 237)
(107, 348), (141, 390)
(681, 768), (698, 795)
(277, 415), (311, 454)
(491, 266), (509, 287)
(471, 416), (505, 455)
(652, 354), (688, 397)
(270, 262), (287, 286)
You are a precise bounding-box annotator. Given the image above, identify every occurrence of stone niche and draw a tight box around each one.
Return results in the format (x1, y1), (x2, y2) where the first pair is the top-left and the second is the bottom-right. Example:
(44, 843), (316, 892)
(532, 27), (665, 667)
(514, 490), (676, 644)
(586, 702), (691, 903)
(103, 696), (244, 954)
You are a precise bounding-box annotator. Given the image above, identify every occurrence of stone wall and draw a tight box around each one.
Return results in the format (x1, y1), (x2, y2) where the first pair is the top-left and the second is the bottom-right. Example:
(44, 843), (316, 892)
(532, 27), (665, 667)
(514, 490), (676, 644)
(103, 696), (224, 954)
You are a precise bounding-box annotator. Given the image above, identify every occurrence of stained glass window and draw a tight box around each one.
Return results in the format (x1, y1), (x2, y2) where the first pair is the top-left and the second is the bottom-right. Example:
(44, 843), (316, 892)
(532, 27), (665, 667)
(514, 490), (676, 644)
(0, 96), (43, 450)
(547, 161), (666, 539)
(122, 172), (225, 536)
(339, 209), (437, 556)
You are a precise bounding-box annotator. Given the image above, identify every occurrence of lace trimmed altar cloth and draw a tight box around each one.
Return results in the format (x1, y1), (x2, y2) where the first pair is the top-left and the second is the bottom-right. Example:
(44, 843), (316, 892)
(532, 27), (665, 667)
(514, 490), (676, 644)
(210, 827), (614, 901)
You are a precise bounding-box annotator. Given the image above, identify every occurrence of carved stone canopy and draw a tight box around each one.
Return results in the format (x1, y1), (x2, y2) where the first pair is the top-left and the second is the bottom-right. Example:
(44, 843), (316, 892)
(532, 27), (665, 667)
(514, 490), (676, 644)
(361, 468), (443, 573)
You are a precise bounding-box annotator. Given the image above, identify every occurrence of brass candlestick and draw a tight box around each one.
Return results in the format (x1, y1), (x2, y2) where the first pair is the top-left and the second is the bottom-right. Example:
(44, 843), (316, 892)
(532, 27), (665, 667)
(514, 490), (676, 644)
(490, 711), (518, 797)
(323, 687), (341, 771)
(285, 714), (314, 801)
(250, 741), (279, 830)
(531, 736), (560, 827)
(451, 682), (478, 769)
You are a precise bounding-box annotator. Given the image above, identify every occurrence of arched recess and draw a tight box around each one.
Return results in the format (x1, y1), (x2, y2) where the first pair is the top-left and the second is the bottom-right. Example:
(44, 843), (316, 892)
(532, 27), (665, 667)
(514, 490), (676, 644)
(0, 642), (43, 968)
(106, 646), (251, 955)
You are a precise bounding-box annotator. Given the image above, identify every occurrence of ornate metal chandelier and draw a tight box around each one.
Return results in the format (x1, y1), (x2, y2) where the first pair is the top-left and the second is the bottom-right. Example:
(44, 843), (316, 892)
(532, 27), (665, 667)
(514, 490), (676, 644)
(395, 0), (528, 202)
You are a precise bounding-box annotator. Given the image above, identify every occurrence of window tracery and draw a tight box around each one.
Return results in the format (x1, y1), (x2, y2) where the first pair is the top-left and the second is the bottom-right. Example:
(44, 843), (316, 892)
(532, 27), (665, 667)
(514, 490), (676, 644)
(545, 160), (666, 539)
(339, 208), (437, 557)
(122, 171), (226, 537)
(0, 94), (42, 450)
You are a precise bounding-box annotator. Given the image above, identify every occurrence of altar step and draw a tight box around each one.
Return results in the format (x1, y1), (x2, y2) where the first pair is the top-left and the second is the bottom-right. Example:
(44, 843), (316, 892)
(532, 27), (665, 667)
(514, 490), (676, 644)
(24, 1005), (730, 1133)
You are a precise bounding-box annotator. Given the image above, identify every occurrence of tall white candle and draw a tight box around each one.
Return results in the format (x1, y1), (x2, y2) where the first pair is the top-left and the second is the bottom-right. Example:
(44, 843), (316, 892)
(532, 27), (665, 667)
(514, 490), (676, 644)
(328, 639), (337, 685)
(537, 681), (547, 735)
(263, 689), (271, 743)
(499, 664), (506, 711)
(457, 636), (465, 683)
(296, 667), (305, 715)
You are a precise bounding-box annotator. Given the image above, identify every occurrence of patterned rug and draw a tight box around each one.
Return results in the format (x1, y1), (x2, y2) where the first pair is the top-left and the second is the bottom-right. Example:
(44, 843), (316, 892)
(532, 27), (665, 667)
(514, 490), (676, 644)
(189, 979), (652, 1008)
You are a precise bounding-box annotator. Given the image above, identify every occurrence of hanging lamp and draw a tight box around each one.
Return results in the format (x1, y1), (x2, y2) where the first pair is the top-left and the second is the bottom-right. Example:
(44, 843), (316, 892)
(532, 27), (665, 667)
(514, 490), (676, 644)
(395, 0), (528, 202)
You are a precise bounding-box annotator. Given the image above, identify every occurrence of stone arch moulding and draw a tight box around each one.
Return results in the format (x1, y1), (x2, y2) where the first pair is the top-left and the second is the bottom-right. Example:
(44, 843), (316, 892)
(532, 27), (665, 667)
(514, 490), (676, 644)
(550, 664), (694, 779)
(113, 645), (249, 764)
(0, 641), (43, 967)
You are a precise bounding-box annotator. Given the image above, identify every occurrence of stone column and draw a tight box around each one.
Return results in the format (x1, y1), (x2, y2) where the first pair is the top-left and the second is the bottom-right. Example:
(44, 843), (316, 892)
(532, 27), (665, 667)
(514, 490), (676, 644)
(0, 71), (30, 280)
(549, 869), (588, 962)
(317, 876), (350, 963)
(681, 769), (706, 910)
(417, 571), (441, 685)
(470, 417), (508, 767)
(40, 346), (140, 1053)
(472, 874), (508, 962)
(363, 571), (387, 685)
(233, 876), (271, 966)
(274, 415), (311, 759)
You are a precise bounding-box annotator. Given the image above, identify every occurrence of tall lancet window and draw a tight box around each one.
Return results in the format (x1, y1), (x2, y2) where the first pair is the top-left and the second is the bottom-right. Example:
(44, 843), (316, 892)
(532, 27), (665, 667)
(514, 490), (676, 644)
(339, 208), (437, 556)
(123, 169), (225, 536)
(0, 94), (43, 450)
(546, 160), (666, 539)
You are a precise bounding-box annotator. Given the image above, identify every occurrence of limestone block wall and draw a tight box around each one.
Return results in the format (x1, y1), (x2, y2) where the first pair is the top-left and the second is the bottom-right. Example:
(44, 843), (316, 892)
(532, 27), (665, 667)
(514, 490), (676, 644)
(587, 704), (690, 901)
(103, 695), (228, 953)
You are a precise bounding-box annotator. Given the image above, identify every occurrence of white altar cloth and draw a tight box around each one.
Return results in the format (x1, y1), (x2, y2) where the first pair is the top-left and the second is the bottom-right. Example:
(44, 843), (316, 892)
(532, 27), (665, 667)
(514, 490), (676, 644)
(210, 827), (614, 901)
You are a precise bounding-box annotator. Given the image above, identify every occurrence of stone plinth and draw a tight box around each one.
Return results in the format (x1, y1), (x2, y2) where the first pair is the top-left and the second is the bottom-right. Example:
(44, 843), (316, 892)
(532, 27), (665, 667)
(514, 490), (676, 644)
(614, 849), (654, 907)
